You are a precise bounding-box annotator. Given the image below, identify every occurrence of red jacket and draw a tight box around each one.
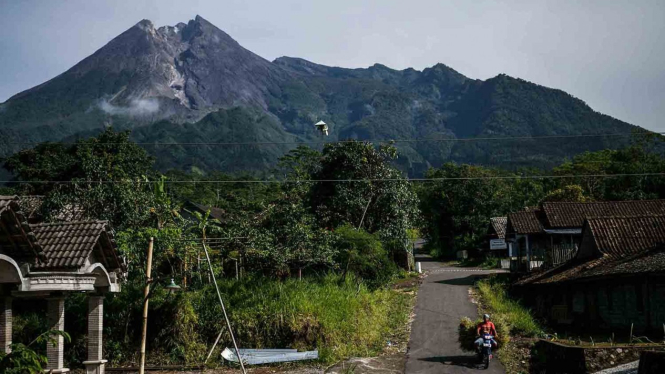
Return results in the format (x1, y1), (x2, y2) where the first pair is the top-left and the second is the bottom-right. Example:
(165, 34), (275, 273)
(476, 321), (497, 336)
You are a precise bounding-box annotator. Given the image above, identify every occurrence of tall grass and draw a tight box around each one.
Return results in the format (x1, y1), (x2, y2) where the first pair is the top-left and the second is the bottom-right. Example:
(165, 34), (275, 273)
(190, 274), (413, 363)
(476, 276), (542, 338)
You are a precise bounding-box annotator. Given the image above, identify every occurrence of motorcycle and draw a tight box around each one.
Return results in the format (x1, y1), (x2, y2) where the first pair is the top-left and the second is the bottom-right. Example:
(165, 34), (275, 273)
(477, 333), (494, 369)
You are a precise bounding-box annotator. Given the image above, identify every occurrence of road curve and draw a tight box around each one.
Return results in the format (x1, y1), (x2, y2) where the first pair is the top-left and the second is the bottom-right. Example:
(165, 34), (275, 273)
(405, 254), (506, 374)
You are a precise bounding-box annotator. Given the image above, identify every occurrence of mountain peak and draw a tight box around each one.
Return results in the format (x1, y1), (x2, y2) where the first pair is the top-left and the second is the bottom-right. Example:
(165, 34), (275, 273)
(134, 19), (155, 32)
(194, 14), (208, 23)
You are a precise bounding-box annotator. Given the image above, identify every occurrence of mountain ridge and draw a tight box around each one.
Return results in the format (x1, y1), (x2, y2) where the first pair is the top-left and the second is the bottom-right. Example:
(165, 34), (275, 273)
(0, 16), (644, 175)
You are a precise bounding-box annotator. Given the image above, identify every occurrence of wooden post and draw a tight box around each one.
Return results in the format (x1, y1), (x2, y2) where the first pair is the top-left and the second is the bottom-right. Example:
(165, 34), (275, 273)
(139, 237), (154, 374)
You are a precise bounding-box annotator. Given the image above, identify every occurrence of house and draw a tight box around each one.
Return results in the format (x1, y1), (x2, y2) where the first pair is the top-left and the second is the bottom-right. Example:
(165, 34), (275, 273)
(505, 200), (665, 272)
(541, 200), (665, 246)
(506, 209), (546, 271)
(515, 215), (665, 332)
(0, 196), (125, 373)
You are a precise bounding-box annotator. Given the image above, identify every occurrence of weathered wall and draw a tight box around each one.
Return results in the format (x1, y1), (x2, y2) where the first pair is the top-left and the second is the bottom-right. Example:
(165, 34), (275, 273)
(525, 276), (665, 332)
(533, 340), (665, 374)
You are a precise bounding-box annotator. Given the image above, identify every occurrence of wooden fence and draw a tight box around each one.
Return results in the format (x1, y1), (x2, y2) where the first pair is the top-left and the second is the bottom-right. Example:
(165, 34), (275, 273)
(546, 244), (578, 268)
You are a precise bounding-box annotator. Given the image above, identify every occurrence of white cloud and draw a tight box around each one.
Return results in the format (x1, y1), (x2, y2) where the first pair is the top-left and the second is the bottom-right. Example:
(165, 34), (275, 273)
(98, 98), (160, 116)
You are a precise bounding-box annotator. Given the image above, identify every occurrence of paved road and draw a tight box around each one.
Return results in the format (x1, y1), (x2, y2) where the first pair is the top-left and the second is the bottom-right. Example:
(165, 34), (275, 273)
(405, 254), (506, 374)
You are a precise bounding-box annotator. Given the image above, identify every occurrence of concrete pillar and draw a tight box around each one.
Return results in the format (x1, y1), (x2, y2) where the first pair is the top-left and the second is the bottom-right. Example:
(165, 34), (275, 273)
(83, 296), (107, 374)
(46, 296), (69, 373)
(0, 297), (11, 354)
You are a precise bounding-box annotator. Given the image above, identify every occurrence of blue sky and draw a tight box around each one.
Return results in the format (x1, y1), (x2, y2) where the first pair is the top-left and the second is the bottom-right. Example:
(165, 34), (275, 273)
(1, 0), (664, 131)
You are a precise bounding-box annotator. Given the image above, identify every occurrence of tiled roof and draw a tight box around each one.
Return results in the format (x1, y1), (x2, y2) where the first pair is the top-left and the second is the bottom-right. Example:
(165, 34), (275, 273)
(16, 195), (45, 223)
(542, 200), (665, 228)
(516, 216), (665, 286)
(586, 215), (665, 259)
(30, 221), (119, 270)
(0, 196), (42, 260)
(490, 217), (507, 239)
(507, 210), (543, 234)
(517, 247), (665, 286)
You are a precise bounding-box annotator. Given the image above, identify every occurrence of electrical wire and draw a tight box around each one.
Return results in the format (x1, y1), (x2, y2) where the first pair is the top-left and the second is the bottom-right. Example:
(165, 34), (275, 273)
(4, 172), (665, 184)
(4, 132), (663, 146)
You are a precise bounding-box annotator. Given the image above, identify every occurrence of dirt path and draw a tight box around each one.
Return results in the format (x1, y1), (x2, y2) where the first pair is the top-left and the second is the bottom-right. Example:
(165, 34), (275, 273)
(404, 254), (506, 374)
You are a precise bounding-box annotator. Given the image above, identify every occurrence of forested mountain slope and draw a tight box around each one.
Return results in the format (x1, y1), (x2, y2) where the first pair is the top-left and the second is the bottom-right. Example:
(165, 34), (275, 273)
(0, 16), (642, 175)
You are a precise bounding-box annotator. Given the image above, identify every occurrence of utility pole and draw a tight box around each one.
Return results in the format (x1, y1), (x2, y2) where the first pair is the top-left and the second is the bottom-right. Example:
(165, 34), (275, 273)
(139, 237), (154, 374)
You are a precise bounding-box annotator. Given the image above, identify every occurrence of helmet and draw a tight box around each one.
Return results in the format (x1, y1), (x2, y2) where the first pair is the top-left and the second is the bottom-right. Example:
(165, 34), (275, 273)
(483, 314), (490, 320)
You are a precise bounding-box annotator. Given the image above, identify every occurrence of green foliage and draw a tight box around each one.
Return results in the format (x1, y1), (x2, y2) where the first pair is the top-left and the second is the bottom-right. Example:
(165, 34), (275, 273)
(553, 141), (665, 201)
(335, 225), (396, 287)
(310, 141), (419, 243)
(419, 163), (546, 257)
(0, 330), (71, 374)
(476, 276), (542, 338)
(4, 128), (157, 230)
(542, 184), (588, 203)
(190, 274), (412, 363)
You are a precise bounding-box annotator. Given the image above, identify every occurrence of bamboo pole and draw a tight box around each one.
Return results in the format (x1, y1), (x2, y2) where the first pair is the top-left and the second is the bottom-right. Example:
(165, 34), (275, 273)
(201, 240), (246, 374)
(139, 237), (155, 374)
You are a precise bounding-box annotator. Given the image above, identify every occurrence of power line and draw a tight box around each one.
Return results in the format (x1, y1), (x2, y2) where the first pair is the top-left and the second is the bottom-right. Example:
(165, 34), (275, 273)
(4, 172), (665, 184)
(4, 132), (663, 147)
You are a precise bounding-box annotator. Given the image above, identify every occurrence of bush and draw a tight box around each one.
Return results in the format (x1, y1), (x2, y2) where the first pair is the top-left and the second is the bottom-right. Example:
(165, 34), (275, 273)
(476, 277), (542, 337)
(459, 276), (541, 353)
(191, 274), (412, 363)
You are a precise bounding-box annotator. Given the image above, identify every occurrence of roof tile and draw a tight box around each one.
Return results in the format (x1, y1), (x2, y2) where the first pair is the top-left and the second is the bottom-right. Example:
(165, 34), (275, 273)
(542, 200), (665, 228)
(507, 210), (543, 234)
(31, 221), (108, 270)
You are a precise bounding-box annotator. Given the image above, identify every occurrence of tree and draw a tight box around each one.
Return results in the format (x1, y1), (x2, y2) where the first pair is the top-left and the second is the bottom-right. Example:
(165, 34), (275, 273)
(541, 185), (588, 203)
(553, 141), (665, 201)
(335, 224), (395, 286)
(259, 193), (336, 278)
(309, 141), (419, 242)
(419, 163), (547, 257)
(4, 128), (157, 230)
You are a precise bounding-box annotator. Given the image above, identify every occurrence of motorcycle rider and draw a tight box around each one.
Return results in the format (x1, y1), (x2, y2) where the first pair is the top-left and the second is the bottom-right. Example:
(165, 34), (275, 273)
(475, 314), (498, 351)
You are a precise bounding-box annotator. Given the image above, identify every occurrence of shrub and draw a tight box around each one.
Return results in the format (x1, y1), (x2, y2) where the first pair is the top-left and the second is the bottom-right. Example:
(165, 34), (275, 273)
(191, 274), (411, 363)
(476, 277), (541, 337)
(459, 276), (541, 353)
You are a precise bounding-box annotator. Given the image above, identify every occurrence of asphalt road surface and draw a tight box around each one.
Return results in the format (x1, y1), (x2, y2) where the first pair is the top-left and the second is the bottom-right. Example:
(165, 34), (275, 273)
(405, 254), (506, 374)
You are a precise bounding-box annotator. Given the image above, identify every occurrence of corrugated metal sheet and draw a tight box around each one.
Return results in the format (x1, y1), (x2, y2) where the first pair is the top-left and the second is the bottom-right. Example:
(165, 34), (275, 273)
(222, 348), (318, 365)
(542, 200), (665, 228)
